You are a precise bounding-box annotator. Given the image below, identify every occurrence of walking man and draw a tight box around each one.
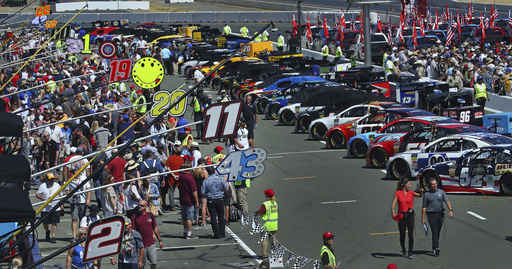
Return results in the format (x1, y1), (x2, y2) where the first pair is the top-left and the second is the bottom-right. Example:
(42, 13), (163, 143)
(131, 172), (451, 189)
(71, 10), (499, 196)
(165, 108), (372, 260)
(131, 200), (164, 269)
(320, 232), (341, 269)
(110, 218), (144, 269)
(178, 161), (199, 239)
(241, 95), (257, 148)
(36, 173), (63, 243)
(474, 76), (490, 108)
(421, 178), (453, 256)
(255, 189), (278, 260)
(201, 166), (229, 239)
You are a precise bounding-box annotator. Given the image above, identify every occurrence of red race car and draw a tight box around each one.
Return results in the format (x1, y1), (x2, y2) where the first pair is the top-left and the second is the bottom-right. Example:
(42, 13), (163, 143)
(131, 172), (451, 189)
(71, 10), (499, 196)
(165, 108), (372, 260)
(324, 107), (435, 149)
(365, 123), (487, 168)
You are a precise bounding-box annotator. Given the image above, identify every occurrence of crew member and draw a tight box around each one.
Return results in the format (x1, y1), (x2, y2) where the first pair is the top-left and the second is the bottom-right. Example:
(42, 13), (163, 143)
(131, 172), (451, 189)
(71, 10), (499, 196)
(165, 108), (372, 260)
(255, 189), (278, 260)
(240, 25), (249, 38)
(334, 42), (343, 62)
(223, 23), (231, 35)
(321, 42), (329, 61)
(474, 76), (490, 108)
(320, 232), (340, 269)
(277, 32), (284, 52)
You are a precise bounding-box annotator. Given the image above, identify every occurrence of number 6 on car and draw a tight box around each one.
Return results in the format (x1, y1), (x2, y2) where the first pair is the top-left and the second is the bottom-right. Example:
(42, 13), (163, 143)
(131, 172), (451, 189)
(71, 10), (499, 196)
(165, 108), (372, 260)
(83, 216), (125, 262)
(216, 148), (267, 181)
(203, 100), (242, 140)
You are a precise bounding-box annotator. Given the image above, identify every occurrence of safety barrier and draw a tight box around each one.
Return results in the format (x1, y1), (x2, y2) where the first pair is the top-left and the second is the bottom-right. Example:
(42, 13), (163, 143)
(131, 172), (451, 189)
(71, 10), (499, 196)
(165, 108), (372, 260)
(55, 1), (150, 12)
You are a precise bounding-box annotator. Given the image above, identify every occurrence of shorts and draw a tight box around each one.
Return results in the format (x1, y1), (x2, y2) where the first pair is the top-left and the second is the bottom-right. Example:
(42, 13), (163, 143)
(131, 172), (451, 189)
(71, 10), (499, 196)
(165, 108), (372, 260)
(70, 203), (86, 221)
(41, 211), (61, 225)
(143, 244), (157, 265)
(180, 205), (195, 221)
(223, 187), (232, 205)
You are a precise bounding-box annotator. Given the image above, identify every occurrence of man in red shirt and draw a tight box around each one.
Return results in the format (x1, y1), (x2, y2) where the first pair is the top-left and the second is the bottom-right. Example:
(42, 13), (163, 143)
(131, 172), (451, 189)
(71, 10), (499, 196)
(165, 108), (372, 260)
(104, 149), (126, 194)
(178, 161), (199, 239)
(165, 144), (184, 211)
(131, 200), (164, 269)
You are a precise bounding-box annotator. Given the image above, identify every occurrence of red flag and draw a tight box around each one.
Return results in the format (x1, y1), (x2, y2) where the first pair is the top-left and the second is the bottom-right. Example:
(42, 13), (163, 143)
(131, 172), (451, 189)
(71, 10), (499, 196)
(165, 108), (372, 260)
(323, 14), (329, 38)
(480, 13), (486, 45)
(412, 20), (417, 49)
(306, 13), (313, 43)
(377, 11), (383, 33)
(292, 12), (298, 38)
(360, 12), (364, 43)
(457, 10), (462, 43)
(399, 12), (404, 44)
(340, 9), (346, 29)
(491, 5), (499, 26)
(435, 8), (439, 30)
(445, 3), (450, 21)
(419, 18), (425, 36)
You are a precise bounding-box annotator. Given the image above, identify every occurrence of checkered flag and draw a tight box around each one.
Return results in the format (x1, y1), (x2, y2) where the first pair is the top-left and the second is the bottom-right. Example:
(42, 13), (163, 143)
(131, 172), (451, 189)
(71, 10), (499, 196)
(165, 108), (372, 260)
(293, 260), (300, 269)
(270, 237), (277, 253)
(284, 253), (296, 267)
(242, 213), (251, 227)
(258, 231), (269, 244)
(270, 244), (285, 261)
(301, 258), (311, 267)
(313, 260), (320, 269)
(250, 215), (265, 235)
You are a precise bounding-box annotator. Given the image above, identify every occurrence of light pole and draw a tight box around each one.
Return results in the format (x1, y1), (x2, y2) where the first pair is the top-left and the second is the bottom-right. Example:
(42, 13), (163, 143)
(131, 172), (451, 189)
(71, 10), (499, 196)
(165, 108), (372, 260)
(297, 0), (302, 54)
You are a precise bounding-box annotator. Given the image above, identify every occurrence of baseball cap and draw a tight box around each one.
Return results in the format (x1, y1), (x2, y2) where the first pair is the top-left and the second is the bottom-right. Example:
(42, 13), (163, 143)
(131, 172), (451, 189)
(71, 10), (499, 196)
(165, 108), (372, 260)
(47, 173), (55, 179)
(323, 231), (335, 239)
(70, 146), (77, 153)
(174, 140), (182, 146)
(207, 94), (213, 99)
(124, 217), (131, 225)
(263, 189), (274, 197)
(190, 142), (199, 148)
(215, 146), (224, 152)
(387, 265), (398, 269)
(130, 85), (135, 88)
(122, 114), (130, 119)
(74, 127), (83, 133)
(89, 204), (100, 213)
(185, 126), (191, 131)
(136, 89), (143, 93)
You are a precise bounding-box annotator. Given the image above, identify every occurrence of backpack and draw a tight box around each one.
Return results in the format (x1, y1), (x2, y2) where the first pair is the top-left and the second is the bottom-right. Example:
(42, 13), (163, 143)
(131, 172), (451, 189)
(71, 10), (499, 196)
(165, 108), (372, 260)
(143, 160), (159, 184)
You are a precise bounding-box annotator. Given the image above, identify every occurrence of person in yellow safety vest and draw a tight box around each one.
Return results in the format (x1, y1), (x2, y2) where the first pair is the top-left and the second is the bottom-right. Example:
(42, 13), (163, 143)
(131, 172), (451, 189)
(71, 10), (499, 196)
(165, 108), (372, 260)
(321, 41), (329, 61)
(255, 189), (278, 260)
(474, 76), (490, 108)
(261, 29), (269, 41)
(254, 29), (262, 42)
(350, 49), (357, 68)
(276, 32), (285, 52)
(234, 178), (250, 214)
(240, 25), (249, 38)
(182, 126), (194, 147)
(110, 82), (119, 93)
(56, 40), (66, 54)
(383, 50), (390, 69)
(68, 54), (77, 64)
(223, 23), (231, 35)
(129, 85), (137, 102)
(134, 89), (147, 114)
(385, 55), (395, 81)
(321, 232), (341, 269)
(334, 42), (343, 62)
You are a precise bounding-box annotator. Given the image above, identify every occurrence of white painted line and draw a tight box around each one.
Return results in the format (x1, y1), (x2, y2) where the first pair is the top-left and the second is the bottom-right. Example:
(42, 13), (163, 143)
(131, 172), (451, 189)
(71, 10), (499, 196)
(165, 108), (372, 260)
(226, 226), (261, 263)
(467, 211), (487, 220)
(267, 156), (283, 159)
(162, 243), (238, 250)
(267, 149), (344, 156)
(321, 200), (356, 204)
(319, 141), (326, 144)
(381, 169), (387, 174)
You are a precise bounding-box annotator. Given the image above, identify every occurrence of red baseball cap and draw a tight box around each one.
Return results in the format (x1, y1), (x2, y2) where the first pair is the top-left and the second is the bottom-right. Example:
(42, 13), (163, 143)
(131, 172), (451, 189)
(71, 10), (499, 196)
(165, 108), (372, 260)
(215, 146), (224, 152)
(323, 232), (335, 239)
(263, 189), (274, 197)
(136, 89), (143, 93)
(130, 85), (135, 88)
(185, 127), (191, 131)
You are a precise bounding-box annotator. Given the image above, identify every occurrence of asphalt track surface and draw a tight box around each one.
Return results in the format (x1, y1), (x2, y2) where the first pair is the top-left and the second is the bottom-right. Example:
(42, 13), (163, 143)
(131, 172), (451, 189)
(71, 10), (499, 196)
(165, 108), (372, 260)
(26, 68), (512, 269)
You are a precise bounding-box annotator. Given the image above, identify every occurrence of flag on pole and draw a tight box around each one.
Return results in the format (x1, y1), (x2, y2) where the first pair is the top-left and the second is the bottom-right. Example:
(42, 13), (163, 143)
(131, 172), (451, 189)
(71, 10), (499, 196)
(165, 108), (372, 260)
(306, 13), (313, 43)
(292, 12), (298, 38)
(412, 19), (417, 50)
(427, 10), (433, 30)
(445, 3), (450, 22)
(490, 4), (498, 27)
(480, 13), (486, 46)
(360, 11), (364, 43)
(456, 10), (462, 43)
(435, 8), (439, 30)
(323, 14), (329, 38)
(334, 13), (339, 30)
(445, 17), (457, 46)
(419, 17), (425, 36)
(377, 11), (383, 33)
(350, 18), (356, 32)
(317, 13), (322, 27)
(399, 12), (404, 44)
(340, 9), (346, 29)
(386, 12), (393, 45)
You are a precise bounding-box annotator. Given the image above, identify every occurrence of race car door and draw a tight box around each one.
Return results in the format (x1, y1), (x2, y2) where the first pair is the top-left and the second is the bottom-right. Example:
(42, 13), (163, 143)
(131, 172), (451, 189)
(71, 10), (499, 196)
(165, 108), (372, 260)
(353, 112), (389, 135)
(458, 149), (500, 188)
(415, 138), (466, 173)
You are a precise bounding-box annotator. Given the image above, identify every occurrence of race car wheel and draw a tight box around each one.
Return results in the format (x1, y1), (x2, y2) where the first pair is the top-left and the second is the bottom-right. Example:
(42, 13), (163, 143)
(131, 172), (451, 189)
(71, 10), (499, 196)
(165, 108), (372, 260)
(390, 159), (411, 180)
(370, 148), (388, 168)
(268, 104), (281, 120)
(211, 78), (222, 91)
(258, 99), (269, 113)
(311, 123), (328, 140)
(239, 89), (249, 99)
(231, 86), (241, 100)
(188, 68), (197, 79)
(184, 66), (192, 77)
(500, 173), (512, 195)
(420, 170), (442, 191)
(350, 139), (368, 158)
(298, 115), (311, 132)
(280, 110), (295, 126)
(329, 130), (346, 149)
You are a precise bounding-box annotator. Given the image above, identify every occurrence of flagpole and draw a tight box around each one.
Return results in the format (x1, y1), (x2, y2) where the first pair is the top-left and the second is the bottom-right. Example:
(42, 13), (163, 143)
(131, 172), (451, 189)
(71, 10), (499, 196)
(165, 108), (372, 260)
(297, 0), (302, 54)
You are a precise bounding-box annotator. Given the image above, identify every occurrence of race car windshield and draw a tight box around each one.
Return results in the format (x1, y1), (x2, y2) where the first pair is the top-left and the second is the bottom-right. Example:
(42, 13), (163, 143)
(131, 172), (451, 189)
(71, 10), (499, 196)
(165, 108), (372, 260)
(485, 135), (512, 145)
(450, 125), (486, 133)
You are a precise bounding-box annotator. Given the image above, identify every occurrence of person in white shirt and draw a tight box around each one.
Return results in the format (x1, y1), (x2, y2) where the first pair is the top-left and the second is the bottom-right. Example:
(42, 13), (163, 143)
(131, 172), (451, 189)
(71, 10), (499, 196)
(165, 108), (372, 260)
(79, 204), (101, 228)
(234, 118), (250, 150)
(189, 142), (202, 167)
(36, 173), (63, 243)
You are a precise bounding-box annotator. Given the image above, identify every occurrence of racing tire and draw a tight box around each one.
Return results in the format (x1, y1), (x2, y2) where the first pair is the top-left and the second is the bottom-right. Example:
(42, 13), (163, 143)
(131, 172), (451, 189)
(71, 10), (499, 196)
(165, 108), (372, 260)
(420, 170), (442, 192)
(311, 123), (328, 140)
(280, 110), (295, 126)
(500, 173), (512, 195)
(258, 99), (269, 113)
(370, 148), (388, 168)
(211, 78), (222, 91)
(298, 115), (311, 132)
(390, 159), (411, 180)
(231, 86), (241, 100)
(239, 89), (250, 99)
(350, 139), (368, 158)
(328, 130), (346, 149)
(268, 104), (281, 120)
(187, 68), (197, 79)
(184, 66), (192, 78)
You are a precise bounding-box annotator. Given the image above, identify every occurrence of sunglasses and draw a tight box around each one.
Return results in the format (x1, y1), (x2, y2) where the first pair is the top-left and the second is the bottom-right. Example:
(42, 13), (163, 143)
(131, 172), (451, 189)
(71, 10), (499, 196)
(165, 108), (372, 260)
(138, 204), (147, 207)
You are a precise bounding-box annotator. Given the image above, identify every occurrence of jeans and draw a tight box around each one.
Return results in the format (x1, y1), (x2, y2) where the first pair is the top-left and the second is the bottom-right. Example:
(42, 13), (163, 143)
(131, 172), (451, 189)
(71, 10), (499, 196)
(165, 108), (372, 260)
(207, 198), (225, 237)
(168, 185), (176, 208)
(427, 212), (444, 250)
(193, 112), (203, 139)
(163, 58), (171, 75)
(94, 179), (102, 209)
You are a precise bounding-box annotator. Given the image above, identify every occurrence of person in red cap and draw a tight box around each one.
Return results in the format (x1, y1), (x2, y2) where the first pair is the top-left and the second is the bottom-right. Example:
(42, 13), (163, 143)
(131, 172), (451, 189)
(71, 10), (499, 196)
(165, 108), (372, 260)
(182, 126), (194, 147)
(255, 189), (278, 259)
(391, 178), (423, 259)
(134, 89), (147, 115)
(321, 231), (340, 269)
(212, 146), (225, 164)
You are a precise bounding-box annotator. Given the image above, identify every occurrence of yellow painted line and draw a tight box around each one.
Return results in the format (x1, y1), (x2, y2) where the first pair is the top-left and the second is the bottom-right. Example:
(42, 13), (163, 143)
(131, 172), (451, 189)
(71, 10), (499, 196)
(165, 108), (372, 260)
(282, 176), (316, 180)
(370, 231), (399, 235)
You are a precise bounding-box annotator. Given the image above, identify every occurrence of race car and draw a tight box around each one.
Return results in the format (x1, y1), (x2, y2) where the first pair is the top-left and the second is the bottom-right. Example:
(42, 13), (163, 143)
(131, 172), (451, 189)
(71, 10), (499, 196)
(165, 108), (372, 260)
(386, 133), (512, 180)
(365, 123), (487, 168)
(346, 116), (459, 158)
(417, 144), (512, 195)
(306, 102), (404, 140)
(237, 75), (323, 101)
(324, 108), (435, 149)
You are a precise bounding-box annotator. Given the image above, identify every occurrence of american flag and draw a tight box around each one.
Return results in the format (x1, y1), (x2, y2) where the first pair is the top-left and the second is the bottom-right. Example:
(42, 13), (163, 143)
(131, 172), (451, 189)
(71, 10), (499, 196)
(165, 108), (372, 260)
(484, 16), (489, 29)
(340, 9), (346, 29)
(509, 10), (512, 36)
(469, 3), (474, 17)
(445, 17), (457, 46)
(490, 4), (498, 26)
(464, 13), (470, 25)
(334, 13), (339, 30)
(412, 20), (417, 49)
(427, 10), (434, 30)
(387, 12), (393, 45)
(441, 12), (448, 24)
(398, 12), (404, 44)
(350, 18), (356, 31)
(317, 13), (322, 27)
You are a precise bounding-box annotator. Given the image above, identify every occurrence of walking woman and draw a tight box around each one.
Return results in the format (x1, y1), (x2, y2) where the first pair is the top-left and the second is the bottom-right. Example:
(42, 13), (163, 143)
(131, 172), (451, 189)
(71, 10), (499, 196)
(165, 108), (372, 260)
(66, 228), (94, 269)
(390, 178), (422, 259)
(101, 174), (117, 217)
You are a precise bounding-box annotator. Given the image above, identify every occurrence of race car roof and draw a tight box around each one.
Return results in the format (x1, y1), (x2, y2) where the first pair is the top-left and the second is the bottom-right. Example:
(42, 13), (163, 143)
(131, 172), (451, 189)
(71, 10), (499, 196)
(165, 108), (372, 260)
(444, 132), (512, 145)
(384, 107), (435, 116)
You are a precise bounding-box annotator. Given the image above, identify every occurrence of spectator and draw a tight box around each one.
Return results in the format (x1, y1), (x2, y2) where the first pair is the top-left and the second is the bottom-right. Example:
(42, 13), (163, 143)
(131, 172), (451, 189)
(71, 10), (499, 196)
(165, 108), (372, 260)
(131, 200), (164, 269)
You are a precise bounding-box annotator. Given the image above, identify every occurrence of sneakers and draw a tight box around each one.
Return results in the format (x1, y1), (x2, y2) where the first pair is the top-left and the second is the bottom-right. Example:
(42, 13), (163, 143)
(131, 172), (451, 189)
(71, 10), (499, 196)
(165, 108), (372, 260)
(407, 252), (413, 259)
(50, 237), (56, 244)
(186, 235), (198, 240)
(435, 248), (440, 256)
(45, 231), (51, 242)
(402, 251), (407, 258)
